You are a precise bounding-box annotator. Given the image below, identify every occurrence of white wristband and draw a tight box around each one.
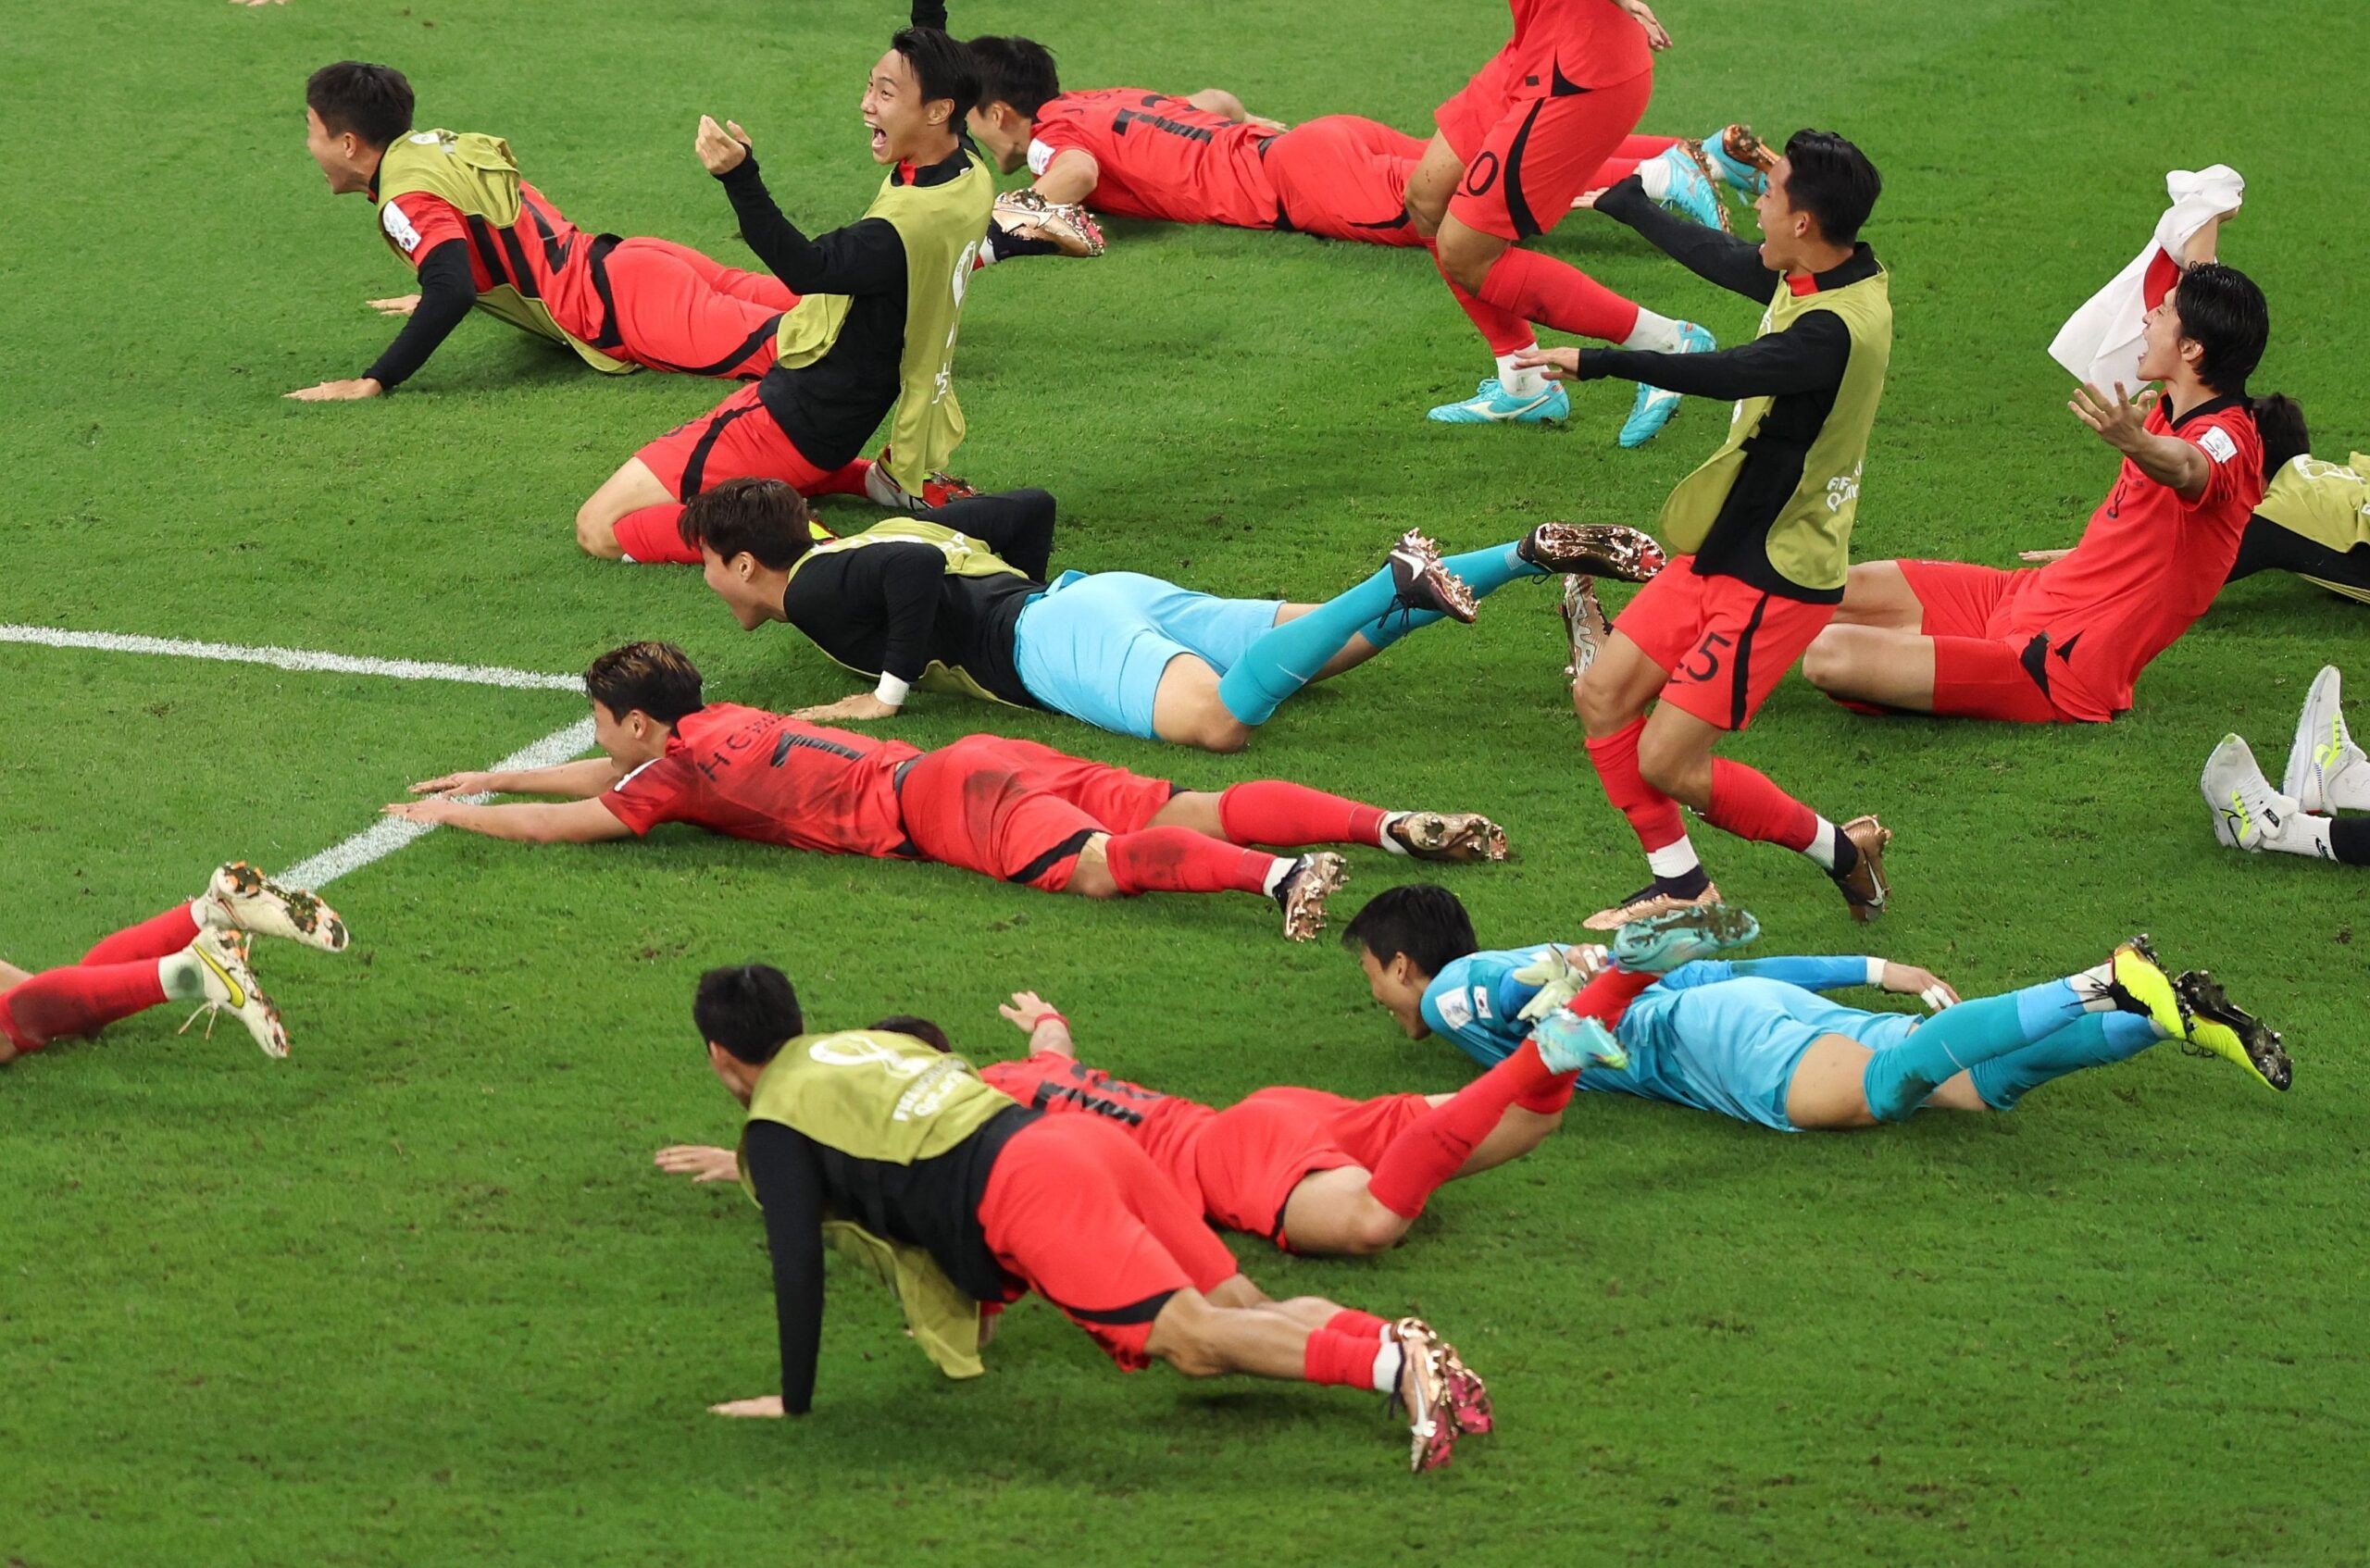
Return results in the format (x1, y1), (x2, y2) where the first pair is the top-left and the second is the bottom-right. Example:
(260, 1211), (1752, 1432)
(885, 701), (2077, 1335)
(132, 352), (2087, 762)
(872, 674), (912, 707)
(1865, 956), (1886, 987)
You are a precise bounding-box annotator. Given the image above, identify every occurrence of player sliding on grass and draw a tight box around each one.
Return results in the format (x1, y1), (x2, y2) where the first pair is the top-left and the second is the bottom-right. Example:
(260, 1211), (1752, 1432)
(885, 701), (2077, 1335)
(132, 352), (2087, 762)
(669, 476), (1664, 751)
(1341, 886), (2290, 1132)
(385, 641), (1506, 940)
(958, 33), (1764, 254)
(290, 63), (797, 401)
(1516, 132), (1895, 928)
(573, 19), (997, 561)
(1405, 0), (1764, 443)
(2200, 665), (2370, 869)
(0, 865), (348, 1065)
(1801, 263), (2297, 724)
(666, 964), (1494, 1472)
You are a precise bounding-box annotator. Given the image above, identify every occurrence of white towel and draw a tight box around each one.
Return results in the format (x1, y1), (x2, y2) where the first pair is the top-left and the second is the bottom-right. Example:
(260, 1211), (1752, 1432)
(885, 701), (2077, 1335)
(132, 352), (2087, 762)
(2048, 165), (2245, 389)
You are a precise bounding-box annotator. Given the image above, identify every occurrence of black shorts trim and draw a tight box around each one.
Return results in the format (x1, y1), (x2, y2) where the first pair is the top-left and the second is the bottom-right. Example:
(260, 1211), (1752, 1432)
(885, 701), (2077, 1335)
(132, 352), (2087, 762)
(1051, 1288), (1179, 1327)
(1503, 100), (1548, 240)
(1006, 828), (1098, 886)
(2018, 633), (2055, 697)
(1730, 592), (1771, 728)
(582, 233), (628, 351)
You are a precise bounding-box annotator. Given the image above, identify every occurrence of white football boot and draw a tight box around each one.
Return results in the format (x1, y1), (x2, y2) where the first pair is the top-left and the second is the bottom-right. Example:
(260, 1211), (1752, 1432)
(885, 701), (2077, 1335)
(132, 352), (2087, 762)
(2200, 734), (2303, 852)
(180, 929), (290, 1059)
(2283, 665), (2366, 815)
(199, 861), (349, 952)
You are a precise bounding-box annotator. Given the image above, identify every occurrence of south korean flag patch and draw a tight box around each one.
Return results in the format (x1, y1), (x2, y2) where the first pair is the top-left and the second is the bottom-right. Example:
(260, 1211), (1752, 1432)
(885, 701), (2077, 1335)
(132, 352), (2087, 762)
(2199, 425), (2239, 465)
(380, 200), (423, 255)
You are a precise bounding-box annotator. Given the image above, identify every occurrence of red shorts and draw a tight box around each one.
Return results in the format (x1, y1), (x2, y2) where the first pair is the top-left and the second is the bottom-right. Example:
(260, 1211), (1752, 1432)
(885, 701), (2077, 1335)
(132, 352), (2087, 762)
(978, 1114), (1241, 1370)
(1895, 560), (2089, 724)
(1616, 555), (1836, 730)
(1440, 64), (1653, 240)
(634, 382), (843, 502)
(1189, 1089), (1372, 1245)
(594, 237), (792, 380)
(894, 735), (1179, 891)
(1262, 116), (1428, 247)
(0, 988), (28, 1052)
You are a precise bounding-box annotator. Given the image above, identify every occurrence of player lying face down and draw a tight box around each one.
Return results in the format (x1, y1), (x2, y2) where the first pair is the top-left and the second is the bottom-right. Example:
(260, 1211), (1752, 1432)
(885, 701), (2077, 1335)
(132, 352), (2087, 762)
(655, 964), (1497, 1473)
(383, 641), (1512, 941)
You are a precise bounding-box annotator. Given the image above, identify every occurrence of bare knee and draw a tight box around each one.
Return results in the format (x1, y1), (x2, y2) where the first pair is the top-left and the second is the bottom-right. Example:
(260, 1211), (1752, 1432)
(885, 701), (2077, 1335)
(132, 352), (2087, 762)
(1178, 697), (1251, 754)
(1436, 233), (1498, 293)
(1336, 1202), (1413, 1257)
(1636, 726), (1708, 803)
(1800, 627), (1852, 692)
(574, 501), (622, 560)
(1146, 1295), (1233, 1378)
(1575, 666), (1636, 735)
(1063, 837), (1122, 899)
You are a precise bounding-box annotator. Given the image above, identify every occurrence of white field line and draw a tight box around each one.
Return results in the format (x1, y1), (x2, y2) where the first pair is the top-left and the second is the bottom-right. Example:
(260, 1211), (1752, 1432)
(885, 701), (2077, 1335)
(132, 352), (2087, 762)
(3, 622), (591, 888)
(280, 717), (597, 888)
(0, 624), (582, 692)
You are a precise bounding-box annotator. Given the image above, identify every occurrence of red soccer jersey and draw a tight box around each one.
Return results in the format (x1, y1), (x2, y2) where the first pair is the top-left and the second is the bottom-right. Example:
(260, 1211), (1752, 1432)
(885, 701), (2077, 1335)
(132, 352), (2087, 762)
(1028, 89), (1280, 228)
(978, 1052), (1215, 1198)
(598, 703), (922, 855)
(1501, 0), (1655, 90)
(2010, 395), (2264, 717)
(375, 178), (605, 342)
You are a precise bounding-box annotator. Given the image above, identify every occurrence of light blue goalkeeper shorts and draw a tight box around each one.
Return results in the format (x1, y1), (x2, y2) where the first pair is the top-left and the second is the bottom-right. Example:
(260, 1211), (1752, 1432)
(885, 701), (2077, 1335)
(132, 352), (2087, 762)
(1013, 570), (1282, 740)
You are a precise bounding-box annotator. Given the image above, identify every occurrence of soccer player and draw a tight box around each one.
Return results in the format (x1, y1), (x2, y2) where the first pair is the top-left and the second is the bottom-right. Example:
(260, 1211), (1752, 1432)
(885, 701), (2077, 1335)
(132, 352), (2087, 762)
(573, 24), (998, 562)
(960, 34), (1758, 253)
(2223, 449), (2370, 604)
(1514, 132), (1895, 928)
(1404, 0), (1754, 442)
(1801, 264), (2297, 724)
(0, 864), (349, 1064)
(669, 475), (1664, 752)
(666, 964), (1493, 1471)
(2200, 666), (2370, 868)
(1341, 885), (2292, 1132)
(383, 641), (1510, 940)
(289, 62), (796, 401)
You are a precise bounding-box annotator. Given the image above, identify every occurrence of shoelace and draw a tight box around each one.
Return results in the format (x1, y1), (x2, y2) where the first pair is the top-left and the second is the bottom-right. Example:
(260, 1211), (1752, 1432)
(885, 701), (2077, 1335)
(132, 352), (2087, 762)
(177, 1001), (226, 1039)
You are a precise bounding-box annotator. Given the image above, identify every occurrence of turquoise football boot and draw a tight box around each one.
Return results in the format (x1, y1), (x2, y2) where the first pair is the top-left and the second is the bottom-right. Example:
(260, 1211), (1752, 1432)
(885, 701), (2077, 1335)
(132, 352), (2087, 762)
(1528, 1009), (1628, 1074)
(1611, 902), (1761, 975)
(1646, 143), (1724, 230)
(1427, 377), (1569, 425)
(1617, 321), (1714, 448)
(1702, 124), (1776, 195)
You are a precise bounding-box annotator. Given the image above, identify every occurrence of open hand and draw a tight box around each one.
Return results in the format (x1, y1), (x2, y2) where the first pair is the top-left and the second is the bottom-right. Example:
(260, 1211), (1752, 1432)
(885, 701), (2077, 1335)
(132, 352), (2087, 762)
(1878, 963), (1960, 1013)
(710, 1395), (785, 1418)
(697, 115), (753, 176)
(2017, 548), (2073, 564)
(286, 378), (382, 402)
(1616, 0), (1673, 49)
(998, 991), (1061, 1033)
(654, 1145), (741, 1183)
(792, 692), (899, 724)
(1511, 346), (1583, 382)
(368, 294), (420, 317)
(382, 798), (462, 826)
(2069, 380), (2156, 453)
(410, 771), (493, 797)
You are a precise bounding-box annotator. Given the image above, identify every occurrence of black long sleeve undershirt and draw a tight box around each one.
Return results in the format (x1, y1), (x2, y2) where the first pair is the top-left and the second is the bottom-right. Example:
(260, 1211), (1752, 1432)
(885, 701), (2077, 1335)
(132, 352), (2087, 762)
(717, 156), (905, 297)
(362, 240), (476, 390)
(1576, 314), (1851, 401)
(743, 1119), (828, 1415)
(1594, 174), (1777, 300)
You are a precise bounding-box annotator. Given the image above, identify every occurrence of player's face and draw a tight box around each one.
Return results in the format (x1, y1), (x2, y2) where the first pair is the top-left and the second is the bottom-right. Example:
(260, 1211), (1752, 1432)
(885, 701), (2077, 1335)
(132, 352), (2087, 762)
(1357, 950), (1428, 1039)
(2135, 296), (2189, 383)
(306, 107), (370, 194)
(965, 102), (1029, 174)
(863, 50), (944, 166)
(707, 1041), (759, 1106)
(1753, 157), (1803, 269)
(699, 543), (772, 630)
(590, 700), (667, 766)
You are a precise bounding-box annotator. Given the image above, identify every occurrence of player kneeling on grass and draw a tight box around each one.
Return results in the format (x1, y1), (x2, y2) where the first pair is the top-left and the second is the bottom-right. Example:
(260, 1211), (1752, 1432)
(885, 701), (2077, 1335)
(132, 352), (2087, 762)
(664, 964), (1493, 1472)
(677, 474), (1665, 752)
(2200, 664), (2370, 868)
(384, 640), (1506, 940)
(1342, 886), (2289, 1127)
(0, 865), (348, 1065)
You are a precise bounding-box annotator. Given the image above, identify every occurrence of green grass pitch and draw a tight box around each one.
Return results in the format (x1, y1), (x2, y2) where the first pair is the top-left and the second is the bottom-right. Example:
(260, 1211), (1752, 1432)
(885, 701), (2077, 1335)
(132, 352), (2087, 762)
(4, 1), (2364, 1562)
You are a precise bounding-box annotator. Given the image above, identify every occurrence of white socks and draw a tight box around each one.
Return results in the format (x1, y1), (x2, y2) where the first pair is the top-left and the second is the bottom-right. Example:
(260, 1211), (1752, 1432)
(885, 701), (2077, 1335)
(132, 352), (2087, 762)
(2070, 960), (2121, 1013)
(1638, 151), (1675, 202)
(1645, 837), (1702, 878)
(1378, 811), (1411, 854)
(2264, 812), (2338, 861)
(1803, 817), (1844, 872)
(1261, 859), (1295, 898)
(1622, 309), (1685, 354)
(157, 948), (206, 1002)
(1497, 348), (1549, 397)
(1371, 1340), (1405, 1393)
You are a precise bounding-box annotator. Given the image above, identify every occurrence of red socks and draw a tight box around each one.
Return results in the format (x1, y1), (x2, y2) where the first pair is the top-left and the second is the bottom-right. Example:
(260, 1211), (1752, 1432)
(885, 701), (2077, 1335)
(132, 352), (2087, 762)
(1366, 1042), (1562, 1218)
(1216, 781), (1386, 849)
(612, 504), (698, 565)
(1428, 239), (1537, 356)
(1585, 718), (1688, 854)
(1103, 828), (1277, 897)
(1326, 1308), (1391, 1339)
(80, 902), (199, 966)
(1478, 248), (1641, 345)
(809, 457), (875, 497)
(0, 962), (168, 1052)
(1703, 758), (1818, 852)
(1303, 1325), (1385, 1389)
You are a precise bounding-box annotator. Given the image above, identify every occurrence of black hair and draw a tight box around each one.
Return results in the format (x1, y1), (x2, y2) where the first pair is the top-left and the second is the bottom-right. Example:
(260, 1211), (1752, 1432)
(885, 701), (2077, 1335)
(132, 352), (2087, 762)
(2172, 262), (2270, 394)
(871, 1014), (952, 1052)
(695, 964), (804, 1065)
(1339, 884), (1480, 979)
(306, 61), (415, 149)
(966, 35), (1060, 118)
(2252, 392), (2309, 478)
(677, 477), (815, 570)
(582, 641), (705, 726)
(1779, 129), (1881, 244)
(890, 26), (981, 122)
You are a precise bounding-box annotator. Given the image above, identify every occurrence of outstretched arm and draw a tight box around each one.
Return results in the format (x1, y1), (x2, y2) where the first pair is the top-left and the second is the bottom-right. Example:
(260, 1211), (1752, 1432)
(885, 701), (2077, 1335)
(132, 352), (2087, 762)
(735, 1119), (828, 1417)
(1031, 147), (1102, 206)
(1000, 991), (1075, 1058)
(1664, 954), (1959, 1010)
(783, 542), (951, 720)
(2070, 382), (2211, 502)
(1523, 313), (1851, 402)
(380, 795), (634, 843)
(356, 242), (476, 392)
(409, 757), (627, 801)
(1591, 174), (1775, 299)
(699, 118), (908, 294)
